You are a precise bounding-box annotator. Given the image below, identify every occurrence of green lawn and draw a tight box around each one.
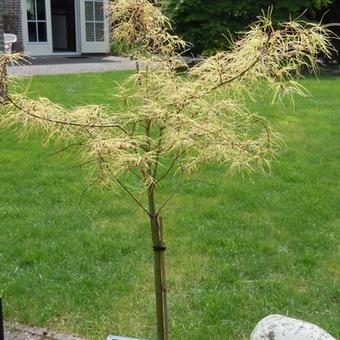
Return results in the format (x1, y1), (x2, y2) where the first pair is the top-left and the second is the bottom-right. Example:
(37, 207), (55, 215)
(0, 72), (339, 339)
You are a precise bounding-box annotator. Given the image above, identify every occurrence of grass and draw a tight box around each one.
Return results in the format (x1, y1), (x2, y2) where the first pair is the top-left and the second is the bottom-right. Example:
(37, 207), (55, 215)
(0, 72), (339, 339)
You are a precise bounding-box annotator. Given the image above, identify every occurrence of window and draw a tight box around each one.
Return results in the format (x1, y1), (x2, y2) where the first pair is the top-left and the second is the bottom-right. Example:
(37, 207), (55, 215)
(85, 0), (104, 42)
(27, 0), (47, 42)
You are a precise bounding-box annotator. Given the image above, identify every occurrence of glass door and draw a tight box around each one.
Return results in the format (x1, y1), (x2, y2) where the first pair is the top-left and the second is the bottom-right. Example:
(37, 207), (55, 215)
(27, 0), (48, 43)
(22, 0), (53, 55)
(80, 0), (108, 53)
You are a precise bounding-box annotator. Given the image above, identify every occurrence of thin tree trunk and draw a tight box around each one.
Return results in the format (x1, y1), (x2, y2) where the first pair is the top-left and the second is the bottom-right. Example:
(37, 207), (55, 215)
(148, 186), (168, 340)
(0, 64), (7, 102)
(159, 217), (168, 337)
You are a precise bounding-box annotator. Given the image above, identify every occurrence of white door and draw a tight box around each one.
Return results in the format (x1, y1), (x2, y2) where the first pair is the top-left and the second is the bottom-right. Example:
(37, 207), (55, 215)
(21, 0), (53, 56)
(80, 0), (109, 53)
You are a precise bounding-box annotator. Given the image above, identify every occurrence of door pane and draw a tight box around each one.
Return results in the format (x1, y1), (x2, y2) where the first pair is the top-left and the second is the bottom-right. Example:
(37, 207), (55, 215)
(27, 0), (36, 20)
(84, 0), (106, 44)
(85, 1), (94, 21)
(28, 22), (37, 42)
(36, 0), (46, 20)
(86, 23), (95, 41)
(95, 2), (104, 21)
(95, 23), (104, 41)
(38, 22), (47, 42)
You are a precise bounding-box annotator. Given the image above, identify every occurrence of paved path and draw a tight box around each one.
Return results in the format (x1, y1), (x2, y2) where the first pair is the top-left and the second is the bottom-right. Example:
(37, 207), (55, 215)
(7, 55), (138, 77)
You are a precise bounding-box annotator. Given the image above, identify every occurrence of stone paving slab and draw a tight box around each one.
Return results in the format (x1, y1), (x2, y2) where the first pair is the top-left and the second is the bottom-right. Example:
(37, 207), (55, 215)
(6, 55), (139, 77)
(4, 321), (85, 340)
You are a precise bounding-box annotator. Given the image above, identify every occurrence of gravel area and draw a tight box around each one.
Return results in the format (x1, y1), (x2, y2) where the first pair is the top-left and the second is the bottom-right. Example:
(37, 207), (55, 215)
(4, 321), (84, 340)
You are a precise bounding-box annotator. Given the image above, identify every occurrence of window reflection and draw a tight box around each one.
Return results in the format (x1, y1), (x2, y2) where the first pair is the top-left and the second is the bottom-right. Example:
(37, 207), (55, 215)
(85, 0), (105, 43)
(26, 0), (47, 42)
(27, 0), (35, 20)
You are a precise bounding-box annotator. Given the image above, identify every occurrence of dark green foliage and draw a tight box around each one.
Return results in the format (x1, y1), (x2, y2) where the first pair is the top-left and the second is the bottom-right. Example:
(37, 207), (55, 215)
(164, 0), (335, 54)
(314, 0), (340, 62)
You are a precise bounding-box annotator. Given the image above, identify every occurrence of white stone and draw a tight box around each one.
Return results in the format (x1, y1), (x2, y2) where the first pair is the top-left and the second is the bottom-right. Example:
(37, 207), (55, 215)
(107, 336), (143, 340)
(250, 314), (335, 340)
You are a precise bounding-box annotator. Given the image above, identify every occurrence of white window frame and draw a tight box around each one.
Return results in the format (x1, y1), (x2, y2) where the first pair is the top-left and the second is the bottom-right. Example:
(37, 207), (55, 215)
(80, 0), (109, 53)
(21, 0), (53, 55)
(27, 0), (48, 43)
(85, 0), (105, 42)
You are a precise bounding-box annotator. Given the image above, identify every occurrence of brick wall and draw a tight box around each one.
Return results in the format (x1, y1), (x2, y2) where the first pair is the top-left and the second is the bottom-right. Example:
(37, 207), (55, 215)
(3, 0), (23, 52)
(0, 0), (4, 52)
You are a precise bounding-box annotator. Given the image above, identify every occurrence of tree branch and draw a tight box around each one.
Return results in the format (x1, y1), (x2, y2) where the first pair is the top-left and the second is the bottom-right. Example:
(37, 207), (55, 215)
(79, 177), (99, 205)
(1, 90), (130, 134)
(157, 176), (184, 215)
(152, 125), (165, 179)
(173, 32), (273, 116)
(157, 152), (181, 183)
(49, 142), (84, 156)
(116, 178), (150, 216)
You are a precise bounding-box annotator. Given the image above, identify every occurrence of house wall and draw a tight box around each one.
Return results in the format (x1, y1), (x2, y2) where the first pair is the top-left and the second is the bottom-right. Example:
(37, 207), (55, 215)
(2, 0), (110, 56)
(0, 0), (4, 52)
(3, 0), (23, 52)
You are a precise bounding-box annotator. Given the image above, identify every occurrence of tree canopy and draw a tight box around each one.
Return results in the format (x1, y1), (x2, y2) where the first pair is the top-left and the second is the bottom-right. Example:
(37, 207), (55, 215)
(164, 0), (335, 54)
(0, 1), (335, 338)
